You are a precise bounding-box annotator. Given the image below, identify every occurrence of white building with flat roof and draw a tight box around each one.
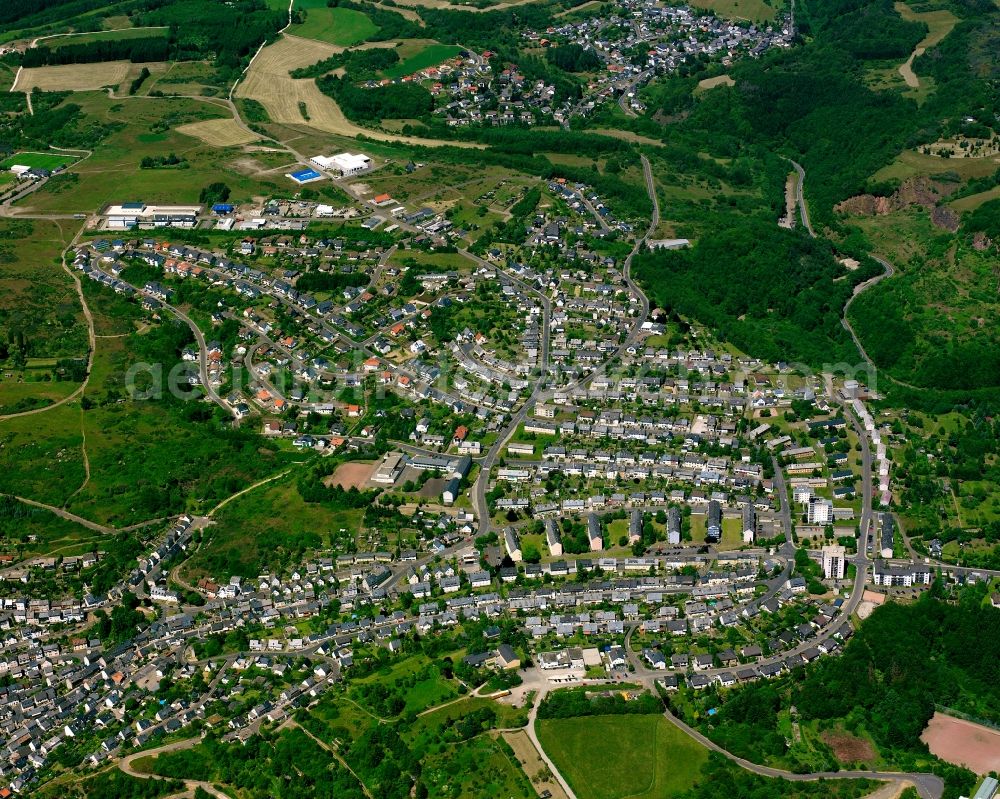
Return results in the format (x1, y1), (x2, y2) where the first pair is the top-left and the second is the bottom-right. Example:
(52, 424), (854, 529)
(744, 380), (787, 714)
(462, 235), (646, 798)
(822, 544), (846, 580)
(311, 152), (372, 176)
(104, 203), (200, 229)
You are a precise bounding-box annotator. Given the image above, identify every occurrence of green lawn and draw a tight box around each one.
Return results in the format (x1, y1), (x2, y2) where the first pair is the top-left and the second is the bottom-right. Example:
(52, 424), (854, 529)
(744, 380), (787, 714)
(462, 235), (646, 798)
(383, 44), (464, 79)
(290, 6), (379, 46)
(0, 377), (78, 415)
(1, 152), (77, 171)
(536, 714), (709, 799)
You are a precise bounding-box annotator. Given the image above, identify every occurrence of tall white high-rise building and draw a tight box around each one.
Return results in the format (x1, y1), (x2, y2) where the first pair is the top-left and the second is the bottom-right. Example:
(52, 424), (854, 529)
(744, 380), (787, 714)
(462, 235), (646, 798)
(822, 544), (846, 580)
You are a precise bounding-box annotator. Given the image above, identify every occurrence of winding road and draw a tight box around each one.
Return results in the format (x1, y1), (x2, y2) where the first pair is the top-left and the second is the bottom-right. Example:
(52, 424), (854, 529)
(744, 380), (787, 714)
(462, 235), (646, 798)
(118, 738), (229, 799)
(659, 708), (943, 799)
(789, 161), (918, 392)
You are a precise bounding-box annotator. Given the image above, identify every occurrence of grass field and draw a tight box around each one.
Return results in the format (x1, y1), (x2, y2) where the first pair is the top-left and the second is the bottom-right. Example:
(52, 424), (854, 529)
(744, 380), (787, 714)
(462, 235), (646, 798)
(0, 219), (85, 362)
(0, 377), (78, 415)
(0, 497), (107, 561)
(537, 714), (710, 799)
(949, 184), (1000, 212)
(383, 43), (464, 78)
(1, 152), (77, 171)
(290, 6), (379, 47)
(13, 61), (138, 92)
(871, 148), (1000, 183)
(688, 0), (777, 21)
(3, 303), (304, 527)
(0, 405), (86, 507)
(23, 95), (290, 213)
(181, 476), (359, 581)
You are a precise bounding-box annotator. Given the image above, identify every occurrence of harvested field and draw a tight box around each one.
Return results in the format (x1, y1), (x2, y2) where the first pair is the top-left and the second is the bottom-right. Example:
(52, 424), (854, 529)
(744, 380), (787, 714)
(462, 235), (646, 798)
(920, 713), (1000, 775)
(820, 729), (876, 764)
(176, 118), (260, 147)
(13, 61), (135, 92)
(236, 35), (483, 148)
(696, 74), (735, 91)
(325, 461), (376, 489)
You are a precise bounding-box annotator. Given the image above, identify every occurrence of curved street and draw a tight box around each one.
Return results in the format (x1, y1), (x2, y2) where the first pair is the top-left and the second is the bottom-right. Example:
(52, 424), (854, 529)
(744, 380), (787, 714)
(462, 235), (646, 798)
(659, 707), (944, 799)
(118, 737), (229, 799)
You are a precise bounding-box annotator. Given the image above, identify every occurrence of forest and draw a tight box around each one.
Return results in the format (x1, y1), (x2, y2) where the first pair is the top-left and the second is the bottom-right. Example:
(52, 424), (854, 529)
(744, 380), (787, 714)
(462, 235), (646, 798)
(316, 75), (433, 122)
(632, 220), (881, 368)
(21, 36), (171, 67)
(290, 47), (400, 80)
(131, 0), (286, 72)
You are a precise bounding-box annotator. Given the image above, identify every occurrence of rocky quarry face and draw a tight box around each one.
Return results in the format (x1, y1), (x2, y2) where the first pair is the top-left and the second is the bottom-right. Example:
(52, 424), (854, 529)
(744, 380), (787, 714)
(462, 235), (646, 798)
(835, 177), (960, 231)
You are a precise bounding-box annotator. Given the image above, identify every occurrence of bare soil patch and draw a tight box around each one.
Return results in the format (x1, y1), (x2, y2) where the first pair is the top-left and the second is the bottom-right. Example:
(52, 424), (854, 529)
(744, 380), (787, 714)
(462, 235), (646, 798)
(821, 729), (876, 764)
(324, 461), (376, 489)
(920, 713), (1000, 775)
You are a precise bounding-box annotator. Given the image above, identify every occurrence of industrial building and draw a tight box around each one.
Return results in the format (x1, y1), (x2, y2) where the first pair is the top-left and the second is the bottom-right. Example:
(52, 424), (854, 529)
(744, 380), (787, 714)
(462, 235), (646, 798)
(310, 152), (372, 176)
(103, 203), (200, 229)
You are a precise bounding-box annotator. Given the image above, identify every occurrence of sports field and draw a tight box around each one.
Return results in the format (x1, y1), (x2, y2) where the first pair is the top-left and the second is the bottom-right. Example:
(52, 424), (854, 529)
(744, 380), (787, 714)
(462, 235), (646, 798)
(1, 152), (77, 171)
(536, 714), (709, 799)
(921, 713), (1000, 775)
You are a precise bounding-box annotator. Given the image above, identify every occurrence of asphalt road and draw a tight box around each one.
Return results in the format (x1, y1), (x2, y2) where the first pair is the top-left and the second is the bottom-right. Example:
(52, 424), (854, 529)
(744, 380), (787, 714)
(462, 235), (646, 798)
(786, 159), (815, 237)
(661, 708), (944, 799)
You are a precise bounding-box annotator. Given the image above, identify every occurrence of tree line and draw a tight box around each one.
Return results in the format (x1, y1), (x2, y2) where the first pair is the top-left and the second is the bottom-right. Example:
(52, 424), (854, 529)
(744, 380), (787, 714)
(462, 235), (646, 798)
(21, 36), (171, 68)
